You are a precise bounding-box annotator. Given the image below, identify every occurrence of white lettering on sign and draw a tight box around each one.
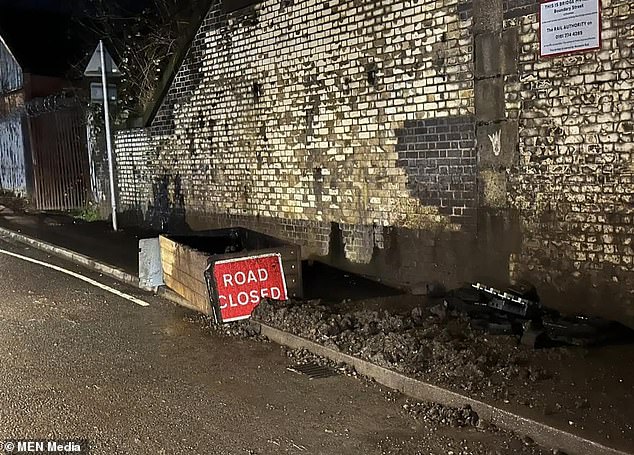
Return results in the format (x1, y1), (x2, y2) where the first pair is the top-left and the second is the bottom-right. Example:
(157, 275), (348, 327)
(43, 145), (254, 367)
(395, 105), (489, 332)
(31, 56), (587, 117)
(222, 268), (269, 288)
(213, 253), (288, 323)
(540, 0), (600, 58)
(218, 287), (283, 309)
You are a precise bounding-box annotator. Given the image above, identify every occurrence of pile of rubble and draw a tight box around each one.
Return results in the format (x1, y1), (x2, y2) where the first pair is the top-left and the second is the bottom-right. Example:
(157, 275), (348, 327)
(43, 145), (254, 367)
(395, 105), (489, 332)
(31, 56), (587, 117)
(186, 313), (264, 339)
(252, 298), (546, 395)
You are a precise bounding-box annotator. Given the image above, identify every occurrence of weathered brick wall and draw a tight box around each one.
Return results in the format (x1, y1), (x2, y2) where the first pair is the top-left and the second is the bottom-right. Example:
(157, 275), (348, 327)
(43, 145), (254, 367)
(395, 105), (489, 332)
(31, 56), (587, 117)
(502, 0), (634, 322)
(115, 129), (154, 219)
(116, 0), (477, 282)
(114, 0), (634, 325)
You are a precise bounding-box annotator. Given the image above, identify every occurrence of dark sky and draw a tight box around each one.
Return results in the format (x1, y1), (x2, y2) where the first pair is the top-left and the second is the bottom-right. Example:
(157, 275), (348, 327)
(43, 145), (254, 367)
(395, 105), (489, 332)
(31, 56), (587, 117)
(0, 0), (232, 77)
(0, 0), (153, 13)
(0, 0), (81, 12)
(0, 0), (134, 76)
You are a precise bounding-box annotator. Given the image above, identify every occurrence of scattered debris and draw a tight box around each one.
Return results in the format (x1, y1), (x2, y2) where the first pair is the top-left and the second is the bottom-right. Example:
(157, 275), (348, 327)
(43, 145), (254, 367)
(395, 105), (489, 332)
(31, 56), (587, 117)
(472, 282), (541, 318)
(185, 314), (265, 340)
(403, 401), (479, 427)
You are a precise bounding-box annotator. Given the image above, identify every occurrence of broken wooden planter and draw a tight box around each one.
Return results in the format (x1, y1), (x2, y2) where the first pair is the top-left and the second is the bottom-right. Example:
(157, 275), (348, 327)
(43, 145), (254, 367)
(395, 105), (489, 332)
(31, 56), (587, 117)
(159, 228), (302, 322)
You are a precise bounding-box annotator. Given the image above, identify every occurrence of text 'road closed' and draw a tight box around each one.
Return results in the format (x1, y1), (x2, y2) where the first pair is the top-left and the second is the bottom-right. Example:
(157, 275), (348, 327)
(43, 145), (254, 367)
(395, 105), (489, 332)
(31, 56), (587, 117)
(209, 254), (288, 323)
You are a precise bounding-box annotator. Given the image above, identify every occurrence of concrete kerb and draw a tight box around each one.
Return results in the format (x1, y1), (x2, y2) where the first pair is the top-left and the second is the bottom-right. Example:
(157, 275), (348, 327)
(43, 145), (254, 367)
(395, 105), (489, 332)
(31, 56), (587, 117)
(0, 226), (194, 308)
(253, 323), (630, 455)
(0, 226), (629, 455)
(0, 227), (139, 287)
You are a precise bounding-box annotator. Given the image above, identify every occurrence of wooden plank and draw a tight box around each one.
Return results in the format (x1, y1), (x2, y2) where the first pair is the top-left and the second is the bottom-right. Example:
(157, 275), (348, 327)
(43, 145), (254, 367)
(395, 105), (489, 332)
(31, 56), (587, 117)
(166, 268), (207, 297)
(164, 275), (198, 301)
(184, 248), (210, 272)
(161, 261), (175, 278)
(161, 252), (208, 279)
(160, 241), (210, 274)
(162, 257), (206, 287)
(183, 254), (209, 279)
(162, 256), (199, 279)
(159, 235), (177, 252)
(161, 233), (304, 300)
(163, 259), (206, 284)
(164, 274), (210, 314)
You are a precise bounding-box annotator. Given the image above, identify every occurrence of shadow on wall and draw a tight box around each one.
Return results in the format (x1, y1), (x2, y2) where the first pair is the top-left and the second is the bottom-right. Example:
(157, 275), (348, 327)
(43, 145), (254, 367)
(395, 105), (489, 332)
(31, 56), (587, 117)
(325, 219), (481, 290)
(149, 173), (188, 232)
(119, 173), (191, 234)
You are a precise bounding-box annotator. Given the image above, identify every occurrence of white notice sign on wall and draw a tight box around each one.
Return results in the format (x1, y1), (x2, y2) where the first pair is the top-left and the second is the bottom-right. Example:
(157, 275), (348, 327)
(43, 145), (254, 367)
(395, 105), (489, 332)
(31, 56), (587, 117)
(540, 0), (601, 58)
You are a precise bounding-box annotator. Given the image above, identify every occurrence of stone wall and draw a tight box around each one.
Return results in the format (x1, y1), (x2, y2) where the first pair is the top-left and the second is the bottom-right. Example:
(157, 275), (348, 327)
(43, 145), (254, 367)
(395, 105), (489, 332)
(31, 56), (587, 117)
(504, 0), (634, 322)
(114, 0), (634, 325)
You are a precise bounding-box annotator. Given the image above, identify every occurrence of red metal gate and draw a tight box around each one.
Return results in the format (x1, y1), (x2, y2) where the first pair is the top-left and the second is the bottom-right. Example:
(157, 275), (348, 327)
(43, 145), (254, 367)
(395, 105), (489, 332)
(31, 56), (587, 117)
(28, 107), (90, 211)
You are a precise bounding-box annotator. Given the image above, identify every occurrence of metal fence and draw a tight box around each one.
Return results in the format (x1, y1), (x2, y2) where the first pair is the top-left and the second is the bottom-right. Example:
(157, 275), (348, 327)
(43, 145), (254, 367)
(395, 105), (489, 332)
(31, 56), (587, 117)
(28, 103), (90, 211)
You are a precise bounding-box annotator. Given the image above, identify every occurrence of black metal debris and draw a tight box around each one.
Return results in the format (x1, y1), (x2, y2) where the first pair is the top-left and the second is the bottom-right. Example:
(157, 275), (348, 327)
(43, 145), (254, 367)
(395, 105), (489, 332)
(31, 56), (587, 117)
(443, 282), (634, 348)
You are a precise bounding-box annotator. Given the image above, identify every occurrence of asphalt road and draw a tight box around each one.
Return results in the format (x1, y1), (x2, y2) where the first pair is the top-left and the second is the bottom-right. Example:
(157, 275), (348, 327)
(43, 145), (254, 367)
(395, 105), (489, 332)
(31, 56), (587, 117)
(0, 236), (547, 455)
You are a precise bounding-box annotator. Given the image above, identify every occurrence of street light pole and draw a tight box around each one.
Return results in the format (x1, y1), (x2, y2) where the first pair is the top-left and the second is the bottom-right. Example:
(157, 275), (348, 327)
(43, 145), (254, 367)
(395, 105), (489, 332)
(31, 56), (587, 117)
(99, 39), (118, 231)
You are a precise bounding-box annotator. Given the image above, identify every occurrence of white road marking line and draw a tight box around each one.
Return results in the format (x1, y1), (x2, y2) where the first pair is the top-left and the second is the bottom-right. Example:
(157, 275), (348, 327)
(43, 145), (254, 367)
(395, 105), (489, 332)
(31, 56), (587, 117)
(0, 247), (149, 307)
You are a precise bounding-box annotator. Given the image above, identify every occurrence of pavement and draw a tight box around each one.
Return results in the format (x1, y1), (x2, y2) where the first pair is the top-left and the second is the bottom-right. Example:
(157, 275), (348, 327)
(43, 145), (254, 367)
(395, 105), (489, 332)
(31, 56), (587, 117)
(0, 234), (551, 455)
(0, 208), (632, 455)
(0, 208), (148, 275)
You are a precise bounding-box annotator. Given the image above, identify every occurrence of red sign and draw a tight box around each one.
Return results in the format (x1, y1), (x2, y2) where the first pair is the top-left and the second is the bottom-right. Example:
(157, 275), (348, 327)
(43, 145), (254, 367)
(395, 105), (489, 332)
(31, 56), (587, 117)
(209, 253), (288, 323)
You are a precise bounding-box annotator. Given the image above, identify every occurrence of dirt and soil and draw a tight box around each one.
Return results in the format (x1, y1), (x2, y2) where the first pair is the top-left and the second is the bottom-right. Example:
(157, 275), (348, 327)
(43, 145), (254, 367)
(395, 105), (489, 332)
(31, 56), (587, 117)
(244, 296), (634, 453)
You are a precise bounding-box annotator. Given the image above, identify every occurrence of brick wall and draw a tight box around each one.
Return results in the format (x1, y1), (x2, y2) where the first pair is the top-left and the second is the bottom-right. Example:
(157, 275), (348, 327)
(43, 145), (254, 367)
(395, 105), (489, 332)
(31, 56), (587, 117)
(115, 0), (476, 284)
(114, 0), (634, 325)
(396, 116), (476, 224)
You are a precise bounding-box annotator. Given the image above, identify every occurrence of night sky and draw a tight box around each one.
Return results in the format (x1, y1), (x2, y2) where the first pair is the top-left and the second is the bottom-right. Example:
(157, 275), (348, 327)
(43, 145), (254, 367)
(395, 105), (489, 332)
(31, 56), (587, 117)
(0, 0), (159, 76)
(0, 0), (103, 76)
(0, 0), (227, 76)
(0, 0), (150, 13)
(0, 0), (81, 12)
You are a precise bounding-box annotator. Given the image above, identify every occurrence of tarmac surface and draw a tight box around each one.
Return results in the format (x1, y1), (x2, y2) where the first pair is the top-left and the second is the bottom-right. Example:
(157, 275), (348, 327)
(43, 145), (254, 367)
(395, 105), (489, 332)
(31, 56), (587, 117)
(0, 235), (551, 455)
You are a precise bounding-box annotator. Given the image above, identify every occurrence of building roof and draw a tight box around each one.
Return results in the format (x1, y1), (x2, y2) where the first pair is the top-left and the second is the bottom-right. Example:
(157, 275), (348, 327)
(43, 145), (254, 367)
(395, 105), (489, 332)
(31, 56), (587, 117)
(0, 7), (87, 78)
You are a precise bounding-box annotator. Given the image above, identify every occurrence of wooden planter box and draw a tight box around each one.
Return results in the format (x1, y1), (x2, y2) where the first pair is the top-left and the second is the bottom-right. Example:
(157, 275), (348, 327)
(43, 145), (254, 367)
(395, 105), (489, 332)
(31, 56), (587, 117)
(159, 228), (302, 315)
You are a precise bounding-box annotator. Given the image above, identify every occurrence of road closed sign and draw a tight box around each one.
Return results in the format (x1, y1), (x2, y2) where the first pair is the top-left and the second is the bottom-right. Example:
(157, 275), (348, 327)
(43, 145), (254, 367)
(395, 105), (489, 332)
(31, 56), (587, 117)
(540, 0), (601, 58)
(206, 253), (288, 323)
